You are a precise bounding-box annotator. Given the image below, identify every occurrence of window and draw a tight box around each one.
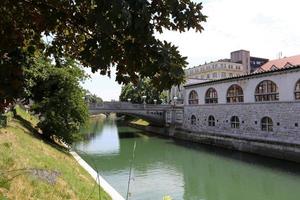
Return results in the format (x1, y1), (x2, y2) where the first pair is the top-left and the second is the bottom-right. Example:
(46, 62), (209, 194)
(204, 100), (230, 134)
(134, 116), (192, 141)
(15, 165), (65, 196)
(213, 73), (218, 78)
(255, 80), (279, 101)
(207, 74), (210, 79)
(295, 80), (300, 100)
(221, 72), (226, 78)
(188, 90), (199, 104)
(231, 116), (240, 128)
(261, 117), (273, 132)
(229, 73), (233, 77)
(191, 115), (196, 125)
(227, 84), (244, 103)
(208, 115), (215, 126)
(205, 88), (218, 104)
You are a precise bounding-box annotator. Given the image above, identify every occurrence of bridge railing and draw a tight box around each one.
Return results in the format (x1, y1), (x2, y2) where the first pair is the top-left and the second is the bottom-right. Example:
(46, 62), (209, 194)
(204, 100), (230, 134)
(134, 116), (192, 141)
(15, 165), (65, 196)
(88, 101), (175, 110)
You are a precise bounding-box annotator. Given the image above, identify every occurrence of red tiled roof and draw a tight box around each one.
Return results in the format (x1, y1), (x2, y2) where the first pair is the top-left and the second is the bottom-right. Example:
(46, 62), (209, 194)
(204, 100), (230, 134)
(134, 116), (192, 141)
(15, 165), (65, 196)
(257, 54), (300, 72)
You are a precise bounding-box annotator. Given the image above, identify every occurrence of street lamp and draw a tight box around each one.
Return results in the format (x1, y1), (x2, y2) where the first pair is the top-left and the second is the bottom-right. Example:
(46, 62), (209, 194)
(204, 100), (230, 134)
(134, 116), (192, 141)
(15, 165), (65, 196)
(154, 99), (157, 105)
(127, 98), (131, 103)
(173, 96), (178, 106)
(142, 95), (146, 104)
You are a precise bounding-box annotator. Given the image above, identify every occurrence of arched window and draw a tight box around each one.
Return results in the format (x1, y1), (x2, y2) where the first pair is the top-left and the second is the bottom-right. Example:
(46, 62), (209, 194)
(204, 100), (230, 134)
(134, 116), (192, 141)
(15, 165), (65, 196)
(255, 80), (279, 101)
(188, 90), (199, 104)
(191, 115), (197, 125)
(227, 84), (244, 103)
(231, 116), (240, 128)
(295, 80), (300, 100)
(208, 115), (215, 126)
(205, 88), (218, 104)
(261, 117), (273, 132)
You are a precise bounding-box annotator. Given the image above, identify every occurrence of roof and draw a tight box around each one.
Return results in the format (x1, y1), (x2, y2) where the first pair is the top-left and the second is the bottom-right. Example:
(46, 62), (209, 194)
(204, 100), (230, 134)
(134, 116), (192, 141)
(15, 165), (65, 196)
(256, 54), (300, 72)
(184, 65), (300, 88)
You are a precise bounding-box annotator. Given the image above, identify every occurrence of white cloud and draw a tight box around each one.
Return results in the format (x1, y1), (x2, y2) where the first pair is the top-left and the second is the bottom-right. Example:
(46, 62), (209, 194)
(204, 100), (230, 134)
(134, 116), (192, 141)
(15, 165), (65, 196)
(157, 0), (300, 67)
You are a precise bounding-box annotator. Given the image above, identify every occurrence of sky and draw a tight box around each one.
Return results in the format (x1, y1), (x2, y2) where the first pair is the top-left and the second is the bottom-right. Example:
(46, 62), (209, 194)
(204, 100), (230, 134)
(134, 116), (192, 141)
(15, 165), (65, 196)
(81, 0), (300, 101)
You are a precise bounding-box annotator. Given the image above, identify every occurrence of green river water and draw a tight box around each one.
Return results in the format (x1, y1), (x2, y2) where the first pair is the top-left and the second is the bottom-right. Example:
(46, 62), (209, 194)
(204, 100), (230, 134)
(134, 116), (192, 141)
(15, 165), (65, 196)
(75, 119), (300, 200)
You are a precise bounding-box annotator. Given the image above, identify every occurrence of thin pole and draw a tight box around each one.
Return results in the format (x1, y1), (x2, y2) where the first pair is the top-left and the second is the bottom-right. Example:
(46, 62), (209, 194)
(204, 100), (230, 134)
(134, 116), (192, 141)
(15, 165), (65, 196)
(126, 141), (137, 200)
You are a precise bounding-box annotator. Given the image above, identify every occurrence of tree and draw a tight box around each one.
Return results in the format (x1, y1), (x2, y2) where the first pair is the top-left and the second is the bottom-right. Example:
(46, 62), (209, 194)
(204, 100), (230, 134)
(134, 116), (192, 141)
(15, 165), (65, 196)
(85, 92), (103, 104)
(119, 78), (167, 104)
(24, 57), (89, 144)
(0, 0), (207, 111)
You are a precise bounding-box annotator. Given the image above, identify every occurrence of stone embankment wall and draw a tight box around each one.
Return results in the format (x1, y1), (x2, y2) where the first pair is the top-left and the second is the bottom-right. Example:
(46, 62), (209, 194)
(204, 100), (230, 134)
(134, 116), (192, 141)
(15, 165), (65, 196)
(183, 101), (300, 144)
(130, 104), (300, 163)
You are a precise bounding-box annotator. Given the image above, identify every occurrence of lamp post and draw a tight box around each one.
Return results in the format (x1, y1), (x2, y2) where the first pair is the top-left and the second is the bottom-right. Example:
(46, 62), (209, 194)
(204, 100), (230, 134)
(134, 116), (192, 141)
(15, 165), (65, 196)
(142, 95), (146, 104)
(127, 98), (131, 103)
(173, 96), (178, 106)
(154, 99), (157, 105)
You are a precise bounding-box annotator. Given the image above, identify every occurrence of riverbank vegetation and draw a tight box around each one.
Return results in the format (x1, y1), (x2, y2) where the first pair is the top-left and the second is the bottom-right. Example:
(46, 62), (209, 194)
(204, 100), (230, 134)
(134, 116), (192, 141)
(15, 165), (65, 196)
(119, 78), (168, 104)
(0, 106), (111, 200)
(24, 57), (89, 144)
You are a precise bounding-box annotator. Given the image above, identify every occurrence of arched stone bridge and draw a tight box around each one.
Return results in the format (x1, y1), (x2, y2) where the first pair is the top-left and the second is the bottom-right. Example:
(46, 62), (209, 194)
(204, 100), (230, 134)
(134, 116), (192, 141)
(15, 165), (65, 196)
(89, 102), (183, 126)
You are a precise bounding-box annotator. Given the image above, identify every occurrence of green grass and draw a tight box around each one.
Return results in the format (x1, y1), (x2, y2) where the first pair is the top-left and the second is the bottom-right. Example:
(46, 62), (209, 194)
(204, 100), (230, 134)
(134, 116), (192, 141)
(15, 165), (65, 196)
(14, 105), (39, 126)
(0, 106), (111, 200)
(130, 119), (150, 126)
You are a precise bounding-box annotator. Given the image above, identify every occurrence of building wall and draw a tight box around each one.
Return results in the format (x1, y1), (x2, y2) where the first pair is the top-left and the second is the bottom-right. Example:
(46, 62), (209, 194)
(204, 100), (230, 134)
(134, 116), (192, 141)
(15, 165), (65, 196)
(183, 102), (300, 143)
(250, 57), (269, 72)
(185, 61), (245, 79)
(231, 50), (250, 73)
(182, 68), (300, 143)
(184, 69), (300, 104)
(168, 61), (246, 102)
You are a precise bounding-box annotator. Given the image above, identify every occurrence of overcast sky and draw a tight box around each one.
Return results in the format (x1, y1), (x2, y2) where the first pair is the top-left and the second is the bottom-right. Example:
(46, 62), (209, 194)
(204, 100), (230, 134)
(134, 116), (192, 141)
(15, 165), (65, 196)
(82, 0), (300, 101)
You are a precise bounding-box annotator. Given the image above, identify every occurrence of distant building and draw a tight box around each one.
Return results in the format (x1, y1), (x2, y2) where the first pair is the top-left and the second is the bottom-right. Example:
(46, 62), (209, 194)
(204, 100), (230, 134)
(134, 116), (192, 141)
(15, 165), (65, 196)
(230, 50), (251, 73)
(231, 50), (269, 73)
(256, 54), (300, 72)
(185, 61), (245, 80)
(250, 57), (269, 72)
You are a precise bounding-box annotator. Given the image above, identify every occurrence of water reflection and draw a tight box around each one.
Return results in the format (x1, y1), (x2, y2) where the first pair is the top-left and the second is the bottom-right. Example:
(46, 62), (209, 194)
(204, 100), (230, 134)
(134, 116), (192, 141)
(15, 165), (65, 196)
(75, 119), (300, 200)
(76, 119), (120, 155)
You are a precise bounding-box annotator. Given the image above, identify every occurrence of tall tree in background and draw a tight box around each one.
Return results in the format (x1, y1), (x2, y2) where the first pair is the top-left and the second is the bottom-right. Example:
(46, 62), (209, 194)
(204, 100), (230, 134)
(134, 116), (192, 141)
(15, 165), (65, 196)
(0, 0), (207, 111)
(119, 78), (167, 104)
(24, 57), (89, 144)
(84, 91), (103, 104)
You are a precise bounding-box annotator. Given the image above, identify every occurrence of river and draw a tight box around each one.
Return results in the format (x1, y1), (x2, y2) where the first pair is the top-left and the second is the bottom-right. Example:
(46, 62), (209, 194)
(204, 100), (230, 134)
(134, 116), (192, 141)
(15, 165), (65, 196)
(75, 118), (300, 200)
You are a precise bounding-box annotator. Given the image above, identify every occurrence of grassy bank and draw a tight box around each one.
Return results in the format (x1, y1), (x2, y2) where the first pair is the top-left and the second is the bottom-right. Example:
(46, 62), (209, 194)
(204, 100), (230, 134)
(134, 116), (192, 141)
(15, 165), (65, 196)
(130, 118), (149, 126)
(0, 107), (111, 200)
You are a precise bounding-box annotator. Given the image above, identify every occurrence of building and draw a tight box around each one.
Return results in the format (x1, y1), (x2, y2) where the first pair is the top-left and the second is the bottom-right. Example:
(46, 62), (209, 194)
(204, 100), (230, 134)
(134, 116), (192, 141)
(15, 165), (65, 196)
(183, 65), (300, 140)
(185, 60), (245, 80)
(231, 50), (269, 73)
(162, 65), (300, 162)
(256, 54), (300, 72)
(250, 56), (269, 72)
(168, 50), (269, 103)
(169, 60), (245, 104)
